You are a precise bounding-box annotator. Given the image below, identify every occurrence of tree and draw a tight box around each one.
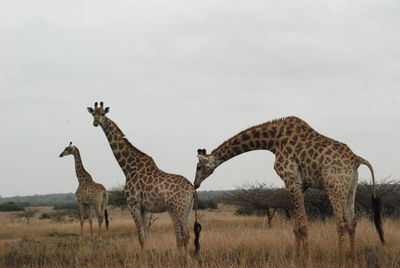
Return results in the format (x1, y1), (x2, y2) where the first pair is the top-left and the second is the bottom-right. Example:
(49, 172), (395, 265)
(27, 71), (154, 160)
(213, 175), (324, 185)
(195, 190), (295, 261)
(108, 184), (127, 208)
(15, 208), (39, 224)
(223, 182), (285, 227)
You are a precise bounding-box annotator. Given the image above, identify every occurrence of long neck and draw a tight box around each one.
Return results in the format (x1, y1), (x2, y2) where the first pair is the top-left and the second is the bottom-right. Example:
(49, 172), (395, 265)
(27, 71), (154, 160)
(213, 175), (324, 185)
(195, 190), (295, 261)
(100, 117), (156, 177)
(72, 148), (92, 183)
(211, 119), (288, 166)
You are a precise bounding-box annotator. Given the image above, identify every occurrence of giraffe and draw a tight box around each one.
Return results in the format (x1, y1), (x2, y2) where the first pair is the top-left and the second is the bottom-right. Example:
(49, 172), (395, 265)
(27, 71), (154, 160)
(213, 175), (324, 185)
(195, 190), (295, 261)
(87, 101), (201, 261)
(194, 116), (384, 268)
(59, 142), (109, 237)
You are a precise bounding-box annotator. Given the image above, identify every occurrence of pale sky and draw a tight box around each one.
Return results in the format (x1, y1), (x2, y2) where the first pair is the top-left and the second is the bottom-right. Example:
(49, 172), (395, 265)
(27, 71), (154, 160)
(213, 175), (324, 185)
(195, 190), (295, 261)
(1, 0), (399, 197)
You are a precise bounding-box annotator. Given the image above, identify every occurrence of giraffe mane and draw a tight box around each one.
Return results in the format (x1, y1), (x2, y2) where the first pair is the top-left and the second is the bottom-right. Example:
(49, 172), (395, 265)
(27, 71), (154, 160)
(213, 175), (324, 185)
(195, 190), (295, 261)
(211, 116), (297, 154)
(107, 118), (153, 159)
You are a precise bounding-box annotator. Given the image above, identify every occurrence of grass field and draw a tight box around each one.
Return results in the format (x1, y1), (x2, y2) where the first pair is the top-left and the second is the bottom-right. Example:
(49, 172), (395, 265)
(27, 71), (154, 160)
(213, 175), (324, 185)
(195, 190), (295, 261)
(0, 206), (398, 268)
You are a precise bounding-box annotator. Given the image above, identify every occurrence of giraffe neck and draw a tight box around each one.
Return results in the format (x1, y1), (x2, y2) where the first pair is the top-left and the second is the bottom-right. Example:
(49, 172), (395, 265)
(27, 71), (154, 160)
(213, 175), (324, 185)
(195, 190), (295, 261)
(100, 117), (157, 178)
(211, 118), (292, 166)
(72, 148), (92, 183)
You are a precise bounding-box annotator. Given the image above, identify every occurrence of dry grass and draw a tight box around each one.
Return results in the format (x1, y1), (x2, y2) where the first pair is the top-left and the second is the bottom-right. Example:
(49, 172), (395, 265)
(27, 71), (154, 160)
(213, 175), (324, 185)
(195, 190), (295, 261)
(0, 206), (399, 268)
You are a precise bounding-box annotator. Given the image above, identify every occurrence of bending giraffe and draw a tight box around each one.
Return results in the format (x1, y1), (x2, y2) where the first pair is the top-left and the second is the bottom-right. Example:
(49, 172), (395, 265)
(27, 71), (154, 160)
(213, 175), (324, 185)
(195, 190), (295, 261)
(59, 142), (109, 236)
(194, 116), (384, 268)
(87, 102), (201, 261)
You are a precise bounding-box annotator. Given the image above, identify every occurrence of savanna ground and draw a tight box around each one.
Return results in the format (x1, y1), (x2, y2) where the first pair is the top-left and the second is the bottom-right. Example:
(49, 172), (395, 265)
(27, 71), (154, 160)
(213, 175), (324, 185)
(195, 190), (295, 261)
(0, 205), (399, 268)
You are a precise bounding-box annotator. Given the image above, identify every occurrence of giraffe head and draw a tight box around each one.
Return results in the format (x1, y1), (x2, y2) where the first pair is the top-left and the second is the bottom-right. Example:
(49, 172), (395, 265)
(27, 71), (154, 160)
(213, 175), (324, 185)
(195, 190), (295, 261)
(194, 148), (217, 189)
(59, 142), (76, 157)
(87, 101), (110, 127)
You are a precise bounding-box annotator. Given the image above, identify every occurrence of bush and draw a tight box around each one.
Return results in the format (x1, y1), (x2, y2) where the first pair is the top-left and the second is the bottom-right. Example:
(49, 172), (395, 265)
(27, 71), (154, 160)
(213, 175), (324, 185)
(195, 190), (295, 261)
(197, 199), (218, 210)
(40, 209), (79, 222)
(0, 202), (24, 211)
(234, 206), (253, 216)
(108, 185), (127, 208)
(53, 203), (77, 210)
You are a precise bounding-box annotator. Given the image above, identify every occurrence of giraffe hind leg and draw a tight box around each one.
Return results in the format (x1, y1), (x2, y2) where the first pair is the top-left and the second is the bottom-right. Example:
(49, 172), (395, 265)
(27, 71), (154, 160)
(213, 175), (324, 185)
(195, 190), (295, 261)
(88, 206), (93, 237)
(345, 172), (359, 267)
(325, 172), (355, 268)
(183, 196), (194, 262)
(94, 205), (103, 236)
(169, 210), (187, 264)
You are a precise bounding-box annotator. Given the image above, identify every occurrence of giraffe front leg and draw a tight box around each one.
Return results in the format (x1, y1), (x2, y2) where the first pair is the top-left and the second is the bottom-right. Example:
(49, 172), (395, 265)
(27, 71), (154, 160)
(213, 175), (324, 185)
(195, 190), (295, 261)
(141, 210), (149, 241)
(285, 180), (309, 263)
(78, 203), (85, 237)
(129, 205), (146, 251)
(88, 206), (93, 237)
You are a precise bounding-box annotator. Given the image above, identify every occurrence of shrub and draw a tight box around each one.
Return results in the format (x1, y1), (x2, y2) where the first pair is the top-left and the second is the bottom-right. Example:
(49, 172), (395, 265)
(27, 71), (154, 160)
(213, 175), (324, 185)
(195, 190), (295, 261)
(0, 202), (24, 212)
(40, 209), (79, 222)
(197, 199), (218, 210)
(53, 203), (77, 210)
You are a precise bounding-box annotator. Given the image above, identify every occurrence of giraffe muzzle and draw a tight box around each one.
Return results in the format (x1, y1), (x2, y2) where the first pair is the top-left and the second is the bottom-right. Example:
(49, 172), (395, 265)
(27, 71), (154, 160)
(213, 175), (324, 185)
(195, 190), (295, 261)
(93, 121), (99, 127)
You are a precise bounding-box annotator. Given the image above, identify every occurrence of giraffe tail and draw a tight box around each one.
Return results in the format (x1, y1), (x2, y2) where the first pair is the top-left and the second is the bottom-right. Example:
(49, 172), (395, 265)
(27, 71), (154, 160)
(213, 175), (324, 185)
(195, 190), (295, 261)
(104, 191), (109, 230)
(105, 209), (109, 230)
(358, 156), (385, 244)
(193, 190), (202, 255)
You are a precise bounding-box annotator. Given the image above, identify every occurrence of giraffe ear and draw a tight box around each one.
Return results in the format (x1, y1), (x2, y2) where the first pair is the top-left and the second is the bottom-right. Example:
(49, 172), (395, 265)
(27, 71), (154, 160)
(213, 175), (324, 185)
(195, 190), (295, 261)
(87, 107), (94, 113)
(104, 107), (110, 114)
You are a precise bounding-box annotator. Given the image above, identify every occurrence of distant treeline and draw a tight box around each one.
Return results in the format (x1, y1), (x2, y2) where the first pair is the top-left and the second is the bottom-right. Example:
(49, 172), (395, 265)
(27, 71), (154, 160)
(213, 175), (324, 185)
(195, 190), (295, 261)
(0, 193), (75, 207)
(2, 181), (399, 222)
(0, 188), (225, 210)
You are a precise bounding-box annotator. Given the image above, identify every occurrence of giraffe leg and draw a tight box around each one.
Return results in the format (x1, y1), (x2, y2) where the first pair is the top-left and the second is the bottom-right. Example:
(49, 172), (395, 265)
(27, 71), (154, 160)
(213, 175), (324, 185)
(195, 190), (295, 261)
(275, 159), (309, 263)
(325, 173), (353, 268)
(78, 203), (85, 237)
(169, 211), (186, 264)
(129, 205), (146, 251)
(88, 206), (93, 237)
(348, 218), (358, 268)
(94, 205), (103, 237)
(182, 197), (194, 263)
(345, 173), (359, 268)
(141, 210), (149, 241)
(287, 183), (309, 262)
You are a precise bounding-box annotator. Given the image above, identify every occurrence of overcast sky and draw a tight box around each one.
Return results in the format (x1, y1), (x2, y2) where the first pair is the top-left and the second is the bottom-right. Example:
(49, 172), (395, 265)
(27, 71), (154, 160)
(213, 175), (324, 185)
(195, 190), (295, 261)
(0, 0), (399, 197)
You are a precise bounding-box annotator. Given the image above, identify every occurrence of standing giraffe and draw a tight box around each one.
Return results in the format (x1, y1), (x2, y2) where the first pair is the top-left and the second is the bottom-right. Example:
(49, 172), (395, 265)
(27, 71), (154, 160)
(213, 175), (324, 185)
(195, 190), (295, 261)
(59, 142), (109, 236)
(194, 116), (384, 268)
(87, 102), (201, 260)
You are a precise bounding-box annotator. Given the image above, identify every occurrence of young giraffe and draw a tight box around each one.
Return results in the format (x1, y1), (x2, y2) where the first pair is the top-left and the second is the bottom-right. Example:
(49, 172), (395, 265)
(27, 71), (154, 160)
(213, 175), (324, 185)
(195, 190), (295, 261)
(87, 102), (201, 260)
(59, 142), (109, 236)
(194, 116), (384, 268)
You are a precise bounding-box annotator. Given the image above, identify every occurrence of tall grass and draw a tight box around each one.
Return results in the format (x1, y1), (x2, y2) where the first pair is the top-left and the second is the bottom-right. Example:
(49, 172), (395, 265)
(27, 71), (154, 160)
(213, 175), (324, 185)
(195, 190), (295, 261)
(0, 206), (399, 267)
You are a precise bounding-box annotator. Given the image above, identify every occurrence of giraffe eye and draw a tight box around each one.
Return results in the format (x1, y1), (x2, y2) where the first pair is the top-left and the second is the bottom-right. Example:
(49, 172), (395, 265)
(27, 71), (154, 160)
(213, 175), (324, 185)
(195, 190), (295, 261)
(197, 166), (201, 171)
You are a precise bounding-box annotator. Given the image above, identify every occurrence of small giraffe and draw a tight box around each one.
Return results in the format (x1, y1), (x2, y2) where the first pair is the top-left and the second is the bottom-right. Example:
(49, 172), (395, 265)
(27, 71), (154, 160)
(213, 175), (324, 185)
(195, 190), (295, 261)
(59, 142), (109, 236)
(87, 102), (201, 261)
(194, 116), (384, 268)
